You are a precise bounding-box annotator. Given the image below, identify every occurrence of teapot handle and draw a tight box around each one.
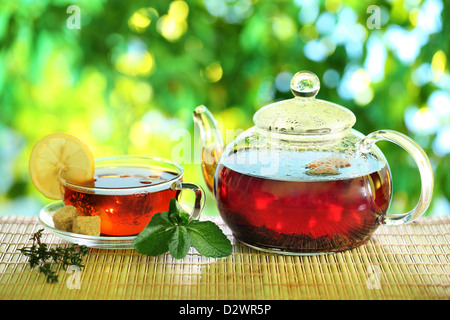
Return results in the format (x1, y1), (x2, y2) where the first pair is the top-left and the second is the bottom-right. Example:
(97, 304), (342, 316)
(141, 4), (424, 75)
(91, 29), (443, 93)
(357, 130), (434, 225)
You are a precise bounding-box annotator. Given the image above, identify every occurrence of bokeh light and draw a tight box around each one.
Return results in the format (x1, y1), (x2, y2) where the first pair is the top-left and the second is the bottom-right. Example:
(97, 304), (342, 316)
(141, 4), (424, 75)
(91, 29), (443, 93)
(0, 0), (449, 218)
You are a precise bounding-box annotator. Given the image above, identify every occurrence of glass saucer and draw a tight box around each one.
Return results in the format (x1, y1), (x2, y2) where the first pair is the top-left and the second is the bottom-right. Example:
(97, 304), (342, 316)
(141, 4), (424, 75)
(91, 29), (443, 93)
(39, 201), (136, 249)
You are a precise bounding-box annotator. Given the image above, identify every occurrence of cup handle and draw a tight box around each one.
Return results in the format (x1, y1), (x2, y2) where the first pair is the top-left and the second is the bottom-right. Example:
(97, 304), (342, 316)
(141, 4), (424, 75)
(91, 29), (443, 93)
(172, 182), (205, 221)
(357, 130), (434, 225)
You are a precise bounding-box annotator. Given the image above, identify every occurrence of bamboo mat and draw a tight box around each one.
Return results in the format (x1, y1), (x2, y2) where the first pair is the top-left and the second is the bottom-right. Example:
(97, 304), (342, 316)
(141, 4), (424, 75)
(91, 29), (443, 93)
(0, 215), (449, 300)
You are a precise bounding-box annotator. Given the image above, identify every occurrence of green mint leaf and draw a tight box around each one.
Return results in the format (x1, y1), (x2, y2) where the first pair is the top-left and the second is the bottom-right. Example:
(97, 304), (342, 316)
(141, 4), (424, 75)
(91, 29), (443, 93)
(168, 198), (190, 226)
(133, 198), (232, 260)
(168, 197), (178, 212)
(167, 226), (191, 259)
(187, 220), (232, 258)
(132, 211), (175, 256)
(168, 210), (190, 226)
(178, 211), (190, 225)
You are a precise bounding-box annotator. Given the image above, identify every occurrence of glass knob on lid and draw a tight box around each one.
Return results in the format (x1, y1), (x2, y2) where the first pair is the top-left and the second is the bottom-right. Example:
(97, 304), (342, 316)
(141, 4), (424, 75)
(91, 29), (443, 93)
(253, 70), (356, 136)
(290, 71), (320, 98)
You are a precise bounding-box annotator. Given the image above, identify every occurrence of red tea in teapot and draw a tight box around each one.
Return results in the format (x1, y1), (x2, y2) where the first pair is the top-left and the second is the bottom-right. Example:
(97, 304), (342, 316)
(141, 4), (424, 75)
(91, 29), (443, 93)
(214, 152), (392, 254)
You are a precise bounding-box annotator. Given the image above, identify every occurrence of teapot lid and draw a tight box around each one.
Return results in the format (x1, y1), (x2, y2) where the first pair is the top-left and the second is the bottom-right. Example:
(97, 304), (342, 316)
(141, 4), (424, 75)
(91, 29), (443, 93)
(253, 71), (356, 135)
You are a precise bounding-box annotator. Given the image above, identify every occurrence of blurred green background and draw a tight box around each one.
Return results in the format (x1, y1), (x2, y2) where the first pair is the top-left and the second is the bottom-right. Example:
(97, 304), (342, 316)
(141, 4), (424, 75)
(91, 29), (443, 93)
(0, 0), (449, 217)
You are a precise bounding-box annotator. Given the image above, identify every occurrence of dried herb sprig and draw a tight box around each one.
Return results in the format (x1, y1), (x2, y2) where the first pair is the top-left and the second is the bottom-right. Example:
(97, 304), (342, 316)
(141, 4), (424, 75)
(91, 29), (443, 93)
(19, 229), (89, 283)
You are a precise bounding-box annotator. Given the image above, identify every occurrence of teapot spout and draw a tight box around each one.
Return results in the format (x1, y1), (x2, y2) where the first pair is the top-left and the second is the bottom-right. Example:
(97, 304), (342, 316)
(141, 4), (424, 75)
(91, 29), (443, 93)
(193, 105), (224, 193)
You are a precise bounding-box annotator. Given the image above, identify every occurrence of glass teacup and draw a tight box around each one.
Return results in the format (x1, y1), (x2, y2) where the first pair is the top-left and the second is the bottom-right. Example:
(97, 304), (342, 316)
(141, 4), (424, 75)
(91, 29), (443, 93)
(59, 156), (205, 236)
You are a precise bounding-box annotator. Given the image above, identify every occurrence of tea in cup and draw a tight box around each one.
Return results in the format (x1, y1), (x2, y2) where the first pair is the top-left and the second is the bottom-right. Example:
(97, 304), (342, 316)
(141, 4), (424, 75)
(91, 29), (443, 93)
(60, 156), (205, 236)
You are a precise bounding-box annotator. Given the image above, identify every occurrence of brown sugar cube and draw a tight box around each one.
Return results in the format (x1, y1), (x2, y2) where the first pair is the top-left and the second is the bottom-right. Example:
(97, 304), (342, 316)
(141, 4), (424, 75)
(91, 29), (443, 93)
(52, 205), (80, 232)
(72, 216), (101, 236)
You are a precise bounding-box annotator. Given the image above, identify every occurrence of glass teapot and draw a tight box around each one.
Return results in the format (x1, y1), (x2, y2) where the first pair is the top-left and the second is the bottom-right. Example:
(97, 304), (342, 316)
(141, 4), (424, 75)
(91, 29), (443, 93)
(193, 71), (434, 255)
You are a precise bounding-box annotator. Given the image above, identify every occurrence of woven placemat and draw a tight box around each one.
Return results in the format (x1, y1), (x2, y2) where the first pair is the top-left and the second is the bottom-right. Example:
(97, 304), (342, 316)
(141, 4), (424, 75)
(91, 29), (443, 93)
(0, 215), (449, 300)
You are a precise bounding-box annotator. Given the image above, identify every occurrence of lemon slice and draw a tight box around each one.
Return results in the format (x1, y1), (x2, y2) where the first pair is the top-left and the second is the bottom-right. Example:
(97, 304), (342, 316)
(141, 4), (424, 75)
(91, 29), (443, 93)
(29, 133), (95, 200)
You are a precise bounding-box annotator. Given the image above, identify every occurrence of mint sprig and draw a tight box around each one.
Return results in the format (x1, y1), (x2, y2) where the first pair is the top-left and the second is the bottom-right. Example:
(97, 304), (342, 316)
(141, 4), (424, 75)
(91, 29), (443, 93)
(132, 199), (232, 259)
